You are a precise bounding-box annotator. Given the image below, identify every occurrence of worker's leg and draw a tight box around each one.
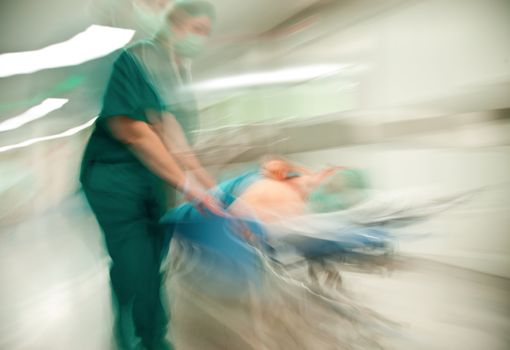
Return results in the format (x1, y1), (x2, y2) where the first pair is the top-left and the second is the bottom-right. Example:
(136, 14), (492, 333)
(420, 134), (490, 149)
(132, 195), (170, 349)
(82, 168), (169, 349)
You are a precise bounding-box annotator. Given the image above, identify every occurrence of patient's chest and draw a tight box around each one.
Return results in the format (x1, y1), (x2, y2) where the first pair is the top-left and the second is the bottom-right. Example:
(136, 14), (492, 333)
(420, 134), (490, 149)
(230, 179), (307, 222)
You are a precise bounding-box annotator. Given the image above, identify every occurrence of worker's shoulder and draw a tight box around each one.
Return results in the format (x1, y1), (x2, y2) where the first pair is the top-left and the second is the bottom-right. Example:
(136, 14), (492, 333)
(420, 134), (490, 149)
(111, 40), (154, 63)
(122, 39), (167, 63)
(125, 39), (158, 52)
(109, 41), (158, 77)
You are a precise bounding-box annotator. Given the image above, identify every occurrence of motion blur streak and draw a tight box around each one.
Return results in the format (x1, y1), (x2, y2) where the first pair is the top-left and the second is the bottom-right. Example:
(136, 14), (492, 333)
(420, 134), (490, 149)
(0, 98), (68, 132)
(191, 64), (350, 90)
(0, 25), (135, 77)
(0, 116), (97, 153)
(1, 0), (509, 349)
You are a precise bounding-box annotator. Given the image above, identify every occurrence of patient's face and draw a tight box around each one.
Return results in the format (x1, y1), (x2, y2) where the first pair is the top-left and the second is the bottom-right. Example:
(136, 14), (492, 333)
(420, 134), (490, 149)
(263, 159), (291, 181)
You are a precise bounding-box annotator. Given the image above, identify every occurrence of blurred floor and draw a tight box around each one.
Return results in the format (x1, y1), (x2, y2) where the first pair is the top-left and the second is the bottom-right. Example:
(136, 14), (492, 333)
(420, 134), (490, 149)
(0, 193), (509, 349)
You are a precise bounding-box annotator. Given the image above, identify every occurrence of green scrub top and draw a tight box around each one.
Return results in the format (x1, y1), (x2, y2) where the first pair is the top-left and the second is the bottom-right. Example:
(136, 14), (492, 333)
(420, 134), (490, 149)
(80, 41), (198, 191)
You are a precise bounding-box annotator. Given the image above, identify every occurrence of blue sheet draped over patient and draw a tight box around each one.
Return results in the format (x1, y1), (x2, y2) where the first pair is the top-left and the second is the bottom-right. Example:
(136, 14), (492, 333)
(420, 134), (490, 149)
(160, 172), (264, 294)
(160, 171), (396, 280)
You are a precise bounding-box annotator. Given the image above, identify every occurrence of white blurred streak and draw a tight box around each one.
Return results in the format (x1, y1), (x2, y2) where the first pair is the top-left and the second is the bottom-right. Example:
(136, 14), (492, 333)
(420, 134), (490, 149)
(0, 25), (135, 77)
(0, 98), (69, 132)
(0, 116), (97, 153)
(192, 64), (350, 91)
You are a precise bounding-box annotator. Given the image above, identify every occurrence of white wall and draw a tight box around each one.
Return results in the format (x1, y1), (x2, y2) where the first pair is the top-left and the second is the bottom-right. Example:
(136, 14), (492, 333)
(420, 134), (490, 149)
(196, 0), (510, 123)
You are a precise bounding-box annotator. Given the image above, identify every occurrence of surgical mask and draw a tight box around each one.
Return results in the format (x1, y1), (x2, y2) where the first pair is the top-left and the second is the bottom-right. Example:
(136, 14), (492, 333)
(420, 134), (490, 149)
(173, 33), (207, 58)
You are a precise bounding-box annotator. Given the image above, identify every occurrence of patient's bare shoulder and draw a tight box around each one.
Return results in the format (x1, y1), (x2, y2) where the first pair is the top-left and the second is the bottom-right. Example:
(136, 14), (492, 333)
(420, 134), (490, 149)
(229, 178), (307, 222)
(242, 178), (302, 200)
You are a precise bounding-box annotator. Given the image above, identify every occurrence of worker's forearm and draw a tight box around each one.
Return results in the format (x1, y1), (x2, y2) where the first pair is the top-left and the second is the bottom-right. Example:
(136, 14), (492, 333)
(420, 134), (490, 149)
(107, 117), (214, 202)
(127, 130), (186, 190)
(157, 118), (216, 189)
(174, 152), (215, 189)
(129, 136), (213, 200)
(190, 165), (216, 189)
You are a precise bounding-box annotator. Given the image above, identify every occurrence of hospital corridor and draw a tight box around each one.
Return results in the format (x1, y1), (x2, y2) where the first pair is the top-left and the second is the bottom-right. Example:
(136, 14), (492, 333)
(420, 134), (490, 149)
(0, 0), (509, 349)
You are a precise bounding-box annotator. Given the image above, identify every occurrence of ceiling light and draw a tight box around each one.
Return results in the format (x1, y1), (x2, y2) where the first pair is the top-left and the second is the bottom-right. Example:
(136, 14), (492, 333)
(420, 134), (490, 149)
(192, 64), (350, 91)
(0, 25), (135, 77)
(0, 98), (68, 132)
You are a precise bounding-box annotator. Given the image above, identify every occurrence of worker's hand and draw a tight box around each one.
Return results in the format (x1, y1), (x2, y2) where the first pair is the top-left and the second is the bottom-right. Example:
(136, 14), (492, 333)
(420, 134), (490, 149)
(184, 186), (225, 217)
(195, 193), (226, 217)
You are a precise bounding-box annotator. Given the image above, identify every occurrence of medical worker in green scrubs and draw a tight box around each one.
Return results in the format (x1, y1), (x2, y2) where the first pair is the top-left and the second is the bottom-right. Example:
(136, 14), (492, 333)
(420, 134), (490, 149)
(80, 1), (218, 349)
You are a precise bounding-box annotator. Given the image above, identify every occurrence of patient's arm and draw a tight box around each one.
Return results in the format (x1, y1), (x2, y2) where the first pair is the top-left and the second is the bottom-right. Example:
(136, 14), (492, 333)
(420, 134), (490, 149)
(291, 166), (344, 196)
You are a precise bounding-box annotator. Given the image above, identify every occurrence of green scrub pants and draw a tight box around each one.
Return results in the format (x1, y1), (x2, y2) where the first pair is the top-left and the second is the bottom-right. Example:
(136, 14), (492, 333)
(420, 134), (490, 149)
(81, 162), (170, 349)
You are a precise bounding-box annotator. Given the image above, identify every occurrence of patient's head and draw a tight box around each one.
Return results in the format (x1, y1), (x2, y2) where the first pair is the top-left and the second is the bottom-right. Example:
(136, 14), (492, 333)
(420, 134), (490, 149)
(308, 168), (368, 213)
(260, 155), (292, 181)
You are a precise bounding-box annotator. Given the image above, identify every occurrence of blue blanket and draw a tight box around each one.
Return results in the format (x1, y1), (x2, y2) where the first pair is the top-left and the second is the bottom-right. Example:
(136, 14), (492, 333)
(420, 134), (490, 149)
(160, 171), (394, 290)
(160, 172), (265, 294)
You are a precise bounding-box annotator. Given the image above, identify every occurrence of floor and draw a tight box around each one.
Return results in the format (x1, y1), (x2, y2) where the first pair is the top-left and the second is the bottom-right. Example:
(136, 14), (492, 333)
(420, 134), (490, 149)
(0, 193), (509, 350)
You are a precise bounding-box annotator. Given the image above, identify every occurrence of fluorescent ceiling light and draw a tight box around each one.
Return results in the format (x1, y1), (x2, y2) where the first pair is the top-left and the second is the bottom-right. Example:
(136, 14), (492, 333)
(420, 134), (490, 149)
(0, 98), (69, 132)
(0, 116), (97, 153)
(192, 64), (350, 91)
(0, 25), (135, 77)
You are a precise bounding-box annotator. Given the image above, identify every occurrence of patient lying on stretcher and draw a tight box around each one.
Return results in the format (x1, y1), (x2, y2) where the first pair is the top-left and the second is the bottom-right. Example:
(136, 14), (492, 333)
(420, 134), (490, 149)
(165, 153), (472, 261)
(163, 154), (474, 296)
(228, 155), (364, 222)
(227, 154), (471, 226)
(162, 158), (398, 350)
